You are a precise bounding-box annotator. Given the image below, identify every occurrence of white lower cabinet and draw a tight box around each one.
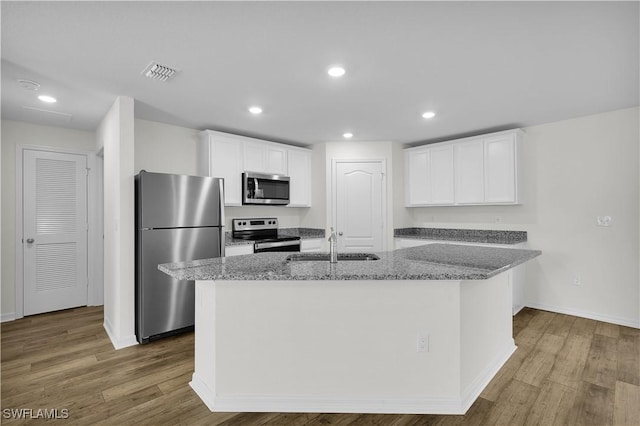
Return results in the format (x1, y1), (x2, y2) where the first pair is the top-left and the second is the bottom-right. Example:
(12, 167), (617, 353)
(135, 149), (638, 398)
(224, 244), (254, 257)
(301, 238), (324, 252)
(394, 238), (434, 249)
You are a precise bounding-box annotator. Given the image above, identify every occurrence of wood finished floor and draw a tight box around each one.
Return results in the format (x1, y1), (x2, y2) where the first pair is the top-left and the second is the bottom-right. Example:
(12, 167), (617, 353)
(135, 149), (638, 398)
(1, 307), (639, 425)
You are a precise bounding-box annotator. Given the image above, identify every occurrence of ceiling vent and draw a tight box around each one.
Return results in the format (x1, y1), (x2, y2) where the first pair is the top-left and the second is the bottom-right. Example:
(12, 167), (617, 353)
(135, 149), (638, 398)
(18, 79), (41, 91)
(142, 61), (178, 82)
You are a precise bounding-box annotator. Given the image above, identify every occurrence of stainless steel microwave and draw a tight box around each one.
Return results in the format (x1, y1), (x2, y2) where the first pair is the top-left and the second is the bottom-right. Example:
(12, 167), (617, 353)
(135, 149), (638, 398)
(242, 172), (290, 205)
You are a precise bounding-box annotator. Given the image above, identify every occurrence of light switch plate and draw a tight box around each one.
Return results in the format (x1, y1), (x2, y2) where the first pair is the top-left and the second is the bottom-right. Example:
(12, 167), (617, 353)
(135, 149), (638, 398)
(596, 216), (612, 227)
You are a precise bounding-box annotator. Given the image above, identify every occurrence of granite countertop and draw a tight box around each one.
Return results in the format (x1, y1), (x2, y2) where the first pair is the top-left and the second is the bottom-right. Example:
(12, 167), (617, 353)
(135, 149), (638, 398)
(159, 243), (541, 281)
(394, 228), (528, 245)
(225, 227), (325, 246)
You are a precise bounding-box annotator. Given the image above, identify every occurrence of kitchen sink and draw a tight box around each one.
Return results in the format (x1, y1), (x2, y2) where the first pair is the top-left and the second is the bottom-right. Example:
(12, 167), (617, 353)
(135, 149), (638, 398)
(285, 253), (380, 262)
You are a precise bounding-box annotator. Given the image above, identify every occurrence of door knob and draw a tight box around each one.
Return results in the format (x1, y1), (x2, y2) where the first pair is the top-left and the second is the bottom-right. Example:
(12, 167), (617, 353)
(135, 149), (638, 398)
(26, 238), (35, 244)
(338, 232), (343, 236)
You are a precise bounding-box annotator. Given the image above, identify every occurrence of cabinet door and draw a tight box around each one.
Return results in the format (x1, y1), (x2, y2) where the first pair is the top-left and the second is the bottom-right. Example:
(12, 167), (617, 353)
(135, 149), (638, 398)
(287, 148), (311, 207)
(210, 136), (243, 206)
(454, 140), (484, 204)
(243, 142), (265, 173)
(429, 145), (454, 204)
(225, 244), (254, 257)
(244, 141), (288, 175)
(301, 238), (324, 252)
(405, 149), (431, 206)
(266, 146), (287, 175)
(484, 134), (516, 203)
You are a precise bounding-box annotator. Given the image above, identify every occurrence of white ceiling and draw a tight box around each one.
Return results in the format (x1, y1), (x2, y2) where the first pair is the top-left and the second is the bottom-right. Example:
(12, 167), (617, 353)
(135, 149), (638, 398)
(2, 1), (638, 146)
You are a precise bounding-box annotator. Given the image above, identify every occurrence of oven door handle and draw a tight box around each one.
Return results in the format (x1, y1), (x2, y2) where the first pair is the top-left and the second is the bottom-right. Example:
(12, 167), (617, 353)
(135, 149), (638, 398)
(255, 240), (301, 250)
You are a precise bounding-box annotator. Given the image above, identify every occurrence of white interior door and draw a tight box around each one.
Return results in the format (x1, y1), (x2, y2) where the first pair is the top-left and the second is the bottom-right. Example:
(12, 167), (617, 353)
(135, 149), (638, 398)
(23, 149), (88, 315)
(334, 161), (385, 252)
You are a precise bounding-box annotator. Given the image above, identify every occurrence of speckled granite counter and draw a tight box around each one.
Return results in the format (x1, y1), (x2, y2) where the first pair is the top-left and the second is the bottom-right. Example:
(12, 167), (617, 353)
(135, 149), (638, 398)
(394, 227), (527, 245)
(225, 227), (325, 246)
(159, 243), (540, 281)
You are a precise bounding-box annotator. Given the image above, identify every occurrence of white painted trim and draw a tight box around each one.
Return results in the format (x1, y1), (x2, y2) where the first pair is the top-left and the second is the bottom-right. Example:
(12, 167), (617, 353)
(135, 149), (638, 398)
(87, 151), (104, 306)
(330, 158), (388, 252)
(1, 312), (16, 323)
(191, 343), (517, 415)
(191, 376), (465, 414)
(15, 144), (103, 319)
(103, 318), (138, 350)
(460, 341), (517, 412)
(526, 302), (640, 329)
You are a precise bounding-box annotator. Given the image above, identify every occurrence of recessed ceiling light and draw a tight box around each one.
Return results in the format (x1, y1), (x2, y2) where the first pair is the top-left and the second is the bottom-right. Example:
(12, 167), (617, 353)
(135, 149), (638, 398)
(328, 66), (346, 77)
(38, 95), (57, 103)
(422, 111), (436, 119)
(248, 106), (263, 115)
(343, 132), (353, 139)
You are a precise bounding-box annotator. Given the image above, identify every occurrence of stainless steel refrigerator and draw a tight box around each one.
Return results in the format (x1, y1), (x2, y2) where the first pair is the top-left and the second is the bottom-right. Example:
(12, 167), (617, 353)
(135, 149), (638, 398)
(135, 171), (225, 344)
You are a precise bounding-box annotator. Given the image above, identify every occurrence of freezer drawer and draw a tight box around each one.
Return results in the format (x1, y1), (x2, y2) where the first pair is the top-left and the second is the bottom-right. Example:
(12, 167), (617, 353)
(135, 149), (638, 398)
(136, 227), (222, 343)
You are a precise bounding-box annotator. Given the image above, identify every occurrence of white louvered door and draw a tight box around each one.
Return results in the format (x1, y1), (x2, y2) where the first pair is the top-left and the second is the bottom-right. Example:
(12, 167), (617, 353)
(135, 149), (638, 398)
(23, 150), (88, 315)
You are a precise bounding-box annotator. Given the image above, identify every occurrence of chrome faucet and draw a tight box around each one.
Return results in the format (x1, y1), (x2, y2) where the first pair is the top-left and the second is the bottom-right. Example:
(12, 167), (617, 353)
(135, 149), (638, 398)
(328, 227), (338, 263)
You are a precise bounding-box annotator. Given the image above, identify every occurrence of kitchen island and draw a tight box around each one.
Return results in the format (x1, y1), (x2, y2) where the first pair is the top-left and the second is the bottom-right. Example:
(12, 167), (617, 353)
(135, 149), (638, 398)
(160, 244), (541, 415)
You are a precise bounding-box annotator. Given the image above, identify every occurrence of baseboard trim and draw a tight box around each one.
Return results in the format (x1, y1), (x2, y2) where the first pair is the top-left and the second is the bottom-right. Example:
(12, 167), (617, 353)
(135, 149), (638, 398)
(1, 312), (16, 323)
(191, 375), (478, 415)
(103, 318), (138, 350)
(460, 341), (517, 412)
(526, 302), (639, 329)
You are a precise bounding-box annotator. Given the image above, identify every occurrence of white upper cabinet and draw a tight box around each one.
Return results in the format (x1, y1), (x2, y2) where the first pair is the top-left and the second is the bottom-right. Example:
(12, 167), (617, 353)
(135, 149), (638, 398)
(198, 130), (244, 206)
(484, 133), (516, 203)
(243, 140), (287, 175)
(405, 129), (522, 206)
(198, 130), (311, 207)
(429, 145), (455, 204)
(404, 144), (454, 206)
(287, 147), (312, 207)
(454, 140), (485, 204)
(405, 148), (430, 205)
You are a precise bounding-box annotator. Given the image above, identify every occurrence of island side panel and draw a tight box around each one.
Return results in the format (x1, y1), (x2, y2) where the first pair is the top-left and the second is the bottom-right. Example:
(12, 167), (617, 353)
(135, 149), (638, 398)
(459, 271), (516, 410)
(201, 279), (465, 414)
(189, 281), (219, 411)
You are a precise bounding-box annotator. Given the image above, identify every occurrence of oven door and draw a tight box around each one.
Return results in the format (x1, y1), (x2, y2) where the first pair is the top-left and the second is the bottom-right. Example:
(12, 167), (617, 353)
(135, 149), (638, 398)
(243, 172), (290, 205)
(254, 240), (301, 253)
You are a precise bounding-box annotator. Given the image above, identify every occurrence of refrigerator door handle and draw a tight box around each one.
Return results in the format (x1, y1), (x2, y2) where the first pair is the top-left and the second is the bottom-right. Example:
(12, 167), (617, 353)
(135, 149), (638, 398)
(219, 178), (226, 257)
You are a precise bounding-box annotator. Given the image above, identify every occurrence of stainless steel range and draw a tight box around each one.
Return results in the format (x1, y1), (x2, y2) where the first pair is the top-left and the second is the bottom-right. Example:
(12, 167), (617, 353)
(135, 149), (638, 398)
(232, 218), (301, 253)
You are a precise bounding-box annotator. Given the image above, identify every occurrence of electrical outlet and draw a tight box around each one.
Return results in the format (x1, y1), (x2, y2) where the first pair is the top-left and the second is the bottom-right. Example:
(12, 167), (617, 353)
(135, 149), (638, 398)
(416, 333), (429, 353)
(572, 275), (581, 286)
(494, 216), (502, 224)
(596, 216), (612, 227)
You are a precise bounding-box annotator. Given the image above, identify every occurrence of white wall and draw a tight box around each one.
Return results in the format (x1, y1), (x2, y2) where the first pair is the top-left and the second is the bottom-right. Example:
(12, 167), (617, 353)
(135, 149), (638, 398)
(406, 107), (640, 327)
(1, 120), (96, 321)
(134, 119), (199, 175)
(99, 96), (137, 349)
